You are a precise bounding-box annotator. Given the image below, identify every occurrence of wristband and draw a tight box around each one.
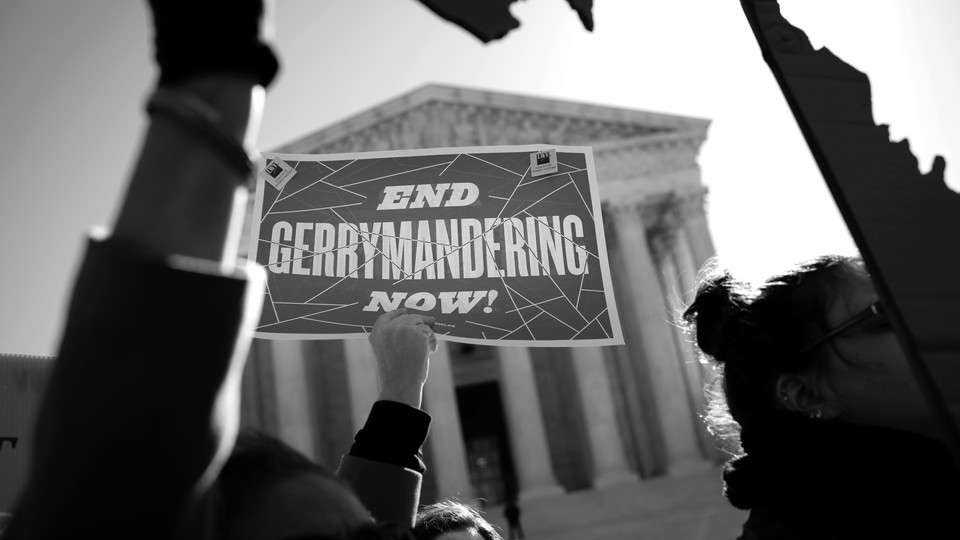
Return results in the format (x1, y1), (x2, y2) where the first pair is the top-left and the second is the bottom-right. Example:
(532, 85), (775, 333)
(146, 87), (257, 183)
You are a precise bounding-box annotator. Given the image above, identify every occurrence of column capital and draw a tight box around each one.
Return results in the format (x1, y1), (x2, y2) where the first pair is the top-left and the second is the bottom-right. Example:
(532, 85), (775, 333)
(601, 196), (647, 249)
(604, 190), (694, 229)
(593, 131), (708, 183)
(601, 187), (709, 256)
(640, 194), (683, 263)
(639, 192), (684, 230)
(646, 226), (676, 264)
(602, 193), (648, 217)
(675, 186), (710, 219)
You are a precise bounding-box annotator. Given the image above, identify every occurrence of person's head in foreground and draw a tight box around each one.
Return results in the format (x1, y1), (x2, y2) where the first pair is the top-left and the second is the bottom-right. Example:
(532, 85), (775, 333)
(214, 429), (412, 540)
(413, 501), (502, 540)
(682, 254), (940, 443)
(681, 254), (959, 535)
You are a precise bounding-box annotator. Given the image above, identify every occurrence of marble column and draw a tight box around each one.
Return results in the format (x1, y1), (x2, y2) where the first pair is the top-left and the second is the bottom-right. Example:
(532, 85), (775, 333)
(270, 340), (317, 460)
(496, 346), (564, 499)
(569, 346), (638, 487)
(423, 342), (474, 499)
(673, 227), (710, 412)
(611, 202), (703, 470)
(342, 338), (381, 434)
(673, 227), (724, 461)
(682, 190), (716, 272)
(652, 230), (706, 464)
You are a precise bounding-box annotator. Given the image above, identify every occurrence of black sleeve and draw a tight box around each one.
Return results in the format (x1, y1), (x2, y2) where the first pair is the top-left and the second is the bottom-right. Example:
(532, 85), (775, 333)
(349, 400), (431, 474)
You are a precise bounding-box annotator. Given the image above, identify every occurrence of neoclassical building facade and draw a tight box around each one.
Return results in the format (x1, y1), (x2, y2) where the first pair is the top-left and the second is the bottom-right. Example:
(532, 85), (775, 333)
(237, 84), (719, 504)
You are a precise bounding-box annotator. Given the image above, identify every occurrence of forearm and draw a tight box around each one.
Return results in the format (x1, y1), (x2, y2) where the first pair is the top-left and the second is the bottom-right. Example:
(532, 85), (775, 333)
(5, 3), (277, 538)
(111, 0), (276, 263)
(113, 75), (263, 263)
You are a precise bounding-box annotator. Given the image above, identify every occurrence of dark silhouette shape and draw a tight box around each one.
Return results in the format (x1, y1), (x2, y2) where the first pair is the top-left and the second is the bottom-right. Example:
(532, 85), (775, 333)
(417, 0), (593, 43)
(503, 500), (524, 540)
(740, 0), (960, 458)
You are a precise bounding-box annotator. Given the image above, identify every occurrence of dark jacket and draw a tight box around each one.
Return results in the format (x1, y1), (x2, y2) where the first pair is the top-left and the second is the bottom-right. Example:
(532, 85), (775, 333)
(339, 400), (431, 527)
(725, 413), (960, 539)
(5, 238), (431, 539)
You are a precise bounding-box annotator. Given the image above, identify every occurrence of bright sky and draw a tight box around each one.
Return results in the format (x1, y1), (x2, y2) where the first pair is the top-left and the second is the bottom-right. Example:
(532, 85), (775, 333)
(1, 0), (957, 356)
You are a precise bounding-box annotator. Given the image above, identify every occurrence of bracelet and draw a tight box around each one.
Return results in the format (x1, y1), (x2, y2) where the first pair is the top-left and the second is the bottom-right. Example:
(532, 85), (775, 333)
(146, 87), (257, 183)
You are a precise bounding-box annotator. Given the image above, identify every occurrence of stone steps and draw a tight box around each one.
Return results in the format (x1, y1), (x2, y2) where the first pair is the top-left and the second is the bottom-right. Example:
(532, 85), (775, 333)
(475, 465), (747, 540)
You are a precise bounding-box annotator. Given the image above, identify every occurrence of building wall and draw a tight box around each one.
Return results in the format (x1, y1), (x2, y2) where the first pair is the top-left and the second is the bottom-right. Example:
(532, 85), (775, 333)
(0, 354), (53, 513)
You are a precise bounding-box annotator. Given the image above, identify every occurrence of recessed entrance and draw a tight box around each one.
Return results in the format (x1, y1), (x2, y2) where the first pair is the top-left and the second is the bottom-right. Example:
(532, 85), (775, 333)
(456, 381), (517, 506)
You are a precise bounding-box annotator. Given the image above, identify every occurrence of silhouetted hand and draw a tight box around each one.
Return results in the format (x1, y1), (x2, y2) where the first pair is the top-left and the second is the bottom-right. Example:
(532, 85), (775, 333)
(148, 0), (279, 86)
(416, 0), (593, 43)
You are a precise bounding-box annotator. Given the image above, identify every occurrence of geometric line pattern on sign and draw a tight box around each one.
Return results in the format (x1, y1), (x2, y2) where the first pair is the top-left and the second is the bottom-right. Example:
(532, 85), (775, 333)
(255, 151), (613, 341)
(572, 307), (611, 339)
(277, 161), (357, 202)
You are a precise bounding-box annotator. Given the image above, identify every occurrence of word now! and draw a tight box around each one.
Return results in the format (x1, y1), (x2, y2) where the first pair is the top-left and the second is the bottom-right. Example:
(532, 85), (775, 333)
(377, 183), (479, 210)
(363, 290), (499, 314)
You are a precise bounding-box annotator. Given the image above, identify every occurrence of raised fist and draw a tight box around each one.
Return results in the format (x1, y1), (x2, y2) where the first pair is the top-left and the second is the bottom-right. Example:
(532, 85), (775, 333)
(368, 309), (437, 408)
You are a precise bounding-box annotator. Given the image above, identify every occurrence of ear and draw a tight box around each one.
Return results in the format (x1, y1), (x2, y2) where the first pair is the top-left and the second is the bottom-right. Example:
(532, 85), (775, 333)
(776, 374), (840, 420)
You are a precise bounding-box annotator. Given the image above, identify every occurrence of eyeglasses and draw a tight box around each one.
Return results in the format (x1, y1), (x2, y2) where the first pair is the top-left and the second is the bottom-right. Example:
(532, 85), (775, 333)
(798, 301), (885, 355)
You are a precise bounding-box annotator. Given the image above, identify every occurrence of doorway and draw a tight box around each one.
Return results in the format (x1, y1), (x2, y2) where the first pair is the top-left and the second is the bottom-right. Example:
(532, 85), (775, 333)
(456, 381), (517, 506)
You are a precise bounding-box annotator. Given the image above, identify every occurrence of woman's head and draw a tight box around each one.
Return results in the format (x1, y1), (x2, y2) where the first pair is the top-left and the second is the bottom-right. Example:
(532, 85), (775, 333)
(413, 501), (502, 540)
(682, 255), (935, 449)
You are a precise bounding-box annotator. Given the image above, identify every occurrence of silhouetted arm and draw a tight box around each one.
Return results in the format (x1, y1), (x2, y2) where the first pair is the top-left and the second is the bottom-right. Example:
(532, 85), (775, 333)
(5, 2), (277, 539)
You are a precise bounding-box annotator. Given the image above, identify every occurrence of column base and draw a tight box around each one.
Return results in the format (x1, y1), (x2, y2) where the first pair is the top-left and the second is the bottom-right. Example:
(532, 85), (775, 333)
(518, 483), (565, 501)
(593, 470), (639, 489)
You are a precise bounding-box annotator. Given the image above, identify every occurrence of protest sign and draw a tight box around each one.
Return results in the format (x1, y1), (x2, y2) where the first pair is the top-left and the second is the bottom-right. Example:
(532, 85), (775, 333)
(249, 145), (623, 346)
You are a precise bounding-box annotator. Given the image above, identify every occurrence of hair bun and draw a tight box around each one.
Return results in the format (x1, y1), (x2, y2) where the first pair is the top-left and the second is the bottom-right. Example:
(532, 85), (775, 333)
(683, 272), (743, 360)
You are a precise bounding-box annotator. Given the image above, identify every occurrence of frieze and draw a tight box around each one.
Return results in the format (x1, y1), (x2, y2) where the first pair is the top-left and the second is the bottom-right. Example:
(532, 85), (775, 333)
(593, 134), (705, 182)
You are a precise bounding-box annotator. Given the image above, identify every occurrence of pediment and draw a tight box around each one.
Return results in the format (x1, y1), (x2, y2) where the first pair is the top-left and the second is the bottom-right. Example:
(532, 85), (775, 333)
(274, 84), (709, 155)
